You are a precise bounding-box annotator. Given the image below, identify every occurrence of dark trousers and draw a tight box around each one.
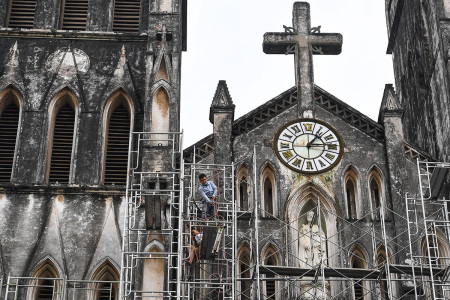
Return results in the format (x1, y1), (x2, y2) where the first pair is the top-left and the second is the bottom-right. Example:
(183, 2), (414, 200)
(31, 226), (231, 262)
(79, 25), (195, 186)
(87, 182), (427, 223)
(202, 200), (215, 219)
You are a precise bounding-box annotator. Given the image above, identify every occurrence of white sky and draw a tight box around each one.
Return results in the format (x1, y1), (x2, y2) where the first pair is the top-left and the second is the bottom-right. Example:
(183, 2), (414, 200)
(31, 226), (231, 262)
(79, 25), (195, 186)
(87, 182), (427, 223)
(180, 0), (395, 147)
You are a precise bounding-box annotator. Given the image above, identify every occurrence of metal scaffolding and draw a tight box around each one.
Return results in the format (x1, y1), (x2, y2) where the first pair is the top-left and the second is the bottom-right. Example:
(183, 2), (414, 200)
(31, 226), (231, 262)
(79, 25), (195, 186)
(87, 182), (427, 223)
(404, 160), (450, 300)
(235, 154), (450, 299)
(119, 131), (237, 300)
(119, 131), (184, 299)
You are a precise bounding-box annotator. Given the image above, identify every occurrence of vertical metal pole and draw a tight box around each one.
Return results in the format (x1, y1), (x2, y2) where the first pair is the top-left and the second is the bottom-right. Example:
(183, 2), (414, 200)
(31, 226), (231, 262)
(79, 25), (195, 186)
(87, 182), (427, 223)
(405, 194), (419, 300)
(119, 130), (135, 299)
(253, 146), (261, 300)
(317, 198), (326, 300)
(418, 160), (437, 299)
(177, 133), (185, 300)
(379, 194), (393, 299)
(232, 163), (236, 300)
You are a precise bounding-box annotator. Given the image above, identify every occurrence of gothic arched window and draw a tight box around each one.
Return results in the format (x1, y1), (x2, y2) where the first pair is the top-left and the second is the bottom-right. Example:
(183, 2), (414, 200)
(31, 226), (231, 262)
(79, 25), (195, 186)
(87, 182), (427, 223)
(143, 245), (165, 298)
(368, 167), (384, 218)
(237, 164), (249, 211)
(350, 246), (368, 300)
(261, 164), (276, 217)
(7, 0), (37, 28)
(90, 260), (120, 300)
(237, 242), (252, 300)
(377, 246), (393, 300)
(46, 90), (77, 184)
(28, 258), (61, 300)
(262, 244), (279, 300)
(103, 91), (132, 185)
(344, 166), (359, 219)
(0, 88), (21, 183)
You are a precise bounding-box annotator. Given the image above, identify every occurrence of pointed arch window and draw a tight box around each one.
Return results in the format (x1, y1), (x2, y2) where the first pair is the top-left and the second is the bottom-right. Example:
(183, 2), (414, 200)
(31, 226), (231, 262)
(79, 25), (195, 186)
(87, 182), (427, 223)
(237, 164), (249, 211)
(368, 167), (384, 219)
(261, 165), (276, 217)
(7, 0), (37, 28)
(103, 92), (132, 185)
(344, 167), (360, 219)
(0, 88), (21, 183)
(151, 87), (169, 146)
(350, 246), (368, 300)
(46, 91), (77, 184)
(112, 0), (141, 32)
(262, 244), (279, 300)
(377, 246), (392, 300)
(28, 259), (62, 300)
(61, 0), (89, 30)
(237, 242), (252, 300)
(90, 260), (120, 300)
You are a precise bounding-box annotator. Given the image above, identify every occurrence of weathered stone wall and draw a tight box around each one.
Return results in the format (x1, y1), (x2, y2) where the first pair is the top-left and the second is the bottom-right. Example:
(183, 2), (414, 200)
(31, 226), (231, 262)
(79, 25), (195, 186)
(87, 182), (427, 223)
(0, 0), (185, 294)
(388, 0), (450, 161)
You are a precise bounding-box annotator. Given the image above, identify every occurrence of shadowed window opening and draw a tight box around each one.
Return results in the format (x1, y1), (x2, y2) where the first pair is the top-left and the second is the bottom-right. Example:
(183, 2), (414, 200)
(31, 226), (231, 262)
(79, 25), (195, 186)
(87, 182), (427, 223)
(113, 0), (141, 32)
(239, 176), (248, 210)
(104, 104), (130, 185)
(61, 0), (88, 30)
(48, 104), (75, 184)
(264, 178), (273, 215)
(0, 102), (19, 182)
(346, 179), (357, 219)
(7, 0), (37, 28)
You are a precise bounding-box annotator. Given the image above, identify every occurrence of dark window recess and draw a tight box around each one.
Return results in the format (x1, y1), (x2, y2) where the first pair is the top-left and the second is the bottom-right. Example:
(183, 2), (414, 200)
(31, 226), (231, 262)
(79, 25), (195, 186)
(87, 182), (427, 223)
(104, 105), (130, 185)
(266, 258), (276, 299)
(49, 105), (75, 184)
(98, 282), (115, 300)
(61, 0), (89, 30)
(241, 262), (251, 300)
(7, 0), (37, 28)
(37, 279), (54, 299)
(264, 178), (273, 215)
(112, 0), (141, 32)
(0, 103), (19, 183)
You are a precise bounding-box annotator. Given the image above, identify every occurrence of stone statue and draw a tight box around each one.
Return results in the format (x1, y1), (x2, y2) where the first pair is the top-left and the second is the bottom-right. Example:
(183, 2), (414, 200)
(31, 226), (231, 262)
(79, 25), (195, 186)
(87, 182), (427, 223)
(298, 210), (326, 268)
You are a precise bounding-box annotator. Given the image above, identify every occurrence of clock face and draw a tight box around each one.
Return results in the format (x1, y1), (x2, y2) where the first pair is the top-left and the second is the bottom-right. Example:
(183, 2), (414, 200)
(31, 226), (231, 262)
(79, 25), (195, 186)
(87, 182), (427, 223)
(274, 119), (344, 174)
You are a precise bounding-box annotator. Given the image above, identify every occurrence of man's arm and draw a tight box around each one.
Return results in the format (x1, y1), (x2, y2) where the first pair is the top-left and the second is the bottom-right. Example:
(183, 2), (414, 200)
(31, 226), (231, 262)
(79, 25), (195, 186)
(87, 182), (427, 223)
(211, 181), (218, 198)
(198, 185), (211, 203)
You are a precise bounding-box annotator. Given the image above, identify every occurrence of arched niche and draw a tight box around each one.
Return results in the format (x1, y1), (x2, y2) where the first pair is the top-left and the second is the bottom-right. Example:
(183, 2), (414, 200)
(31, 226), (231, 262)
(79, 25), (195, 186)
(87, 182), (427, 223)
(237, 164), (250, 211)
(261, 243), (280, 300)
(27, 258), (62, 300)
(368, 166), (385, 219)
(343, 166), (361, 219)
(102, 89), (134, 185)
(237, 241), (253, 300)
(261, 164), (277, 218)
(142, 245), (165, 299)
(376, 245), (393, 300)
(286, 182), (339, 298)
(151, 87), (170, 146)
(89, 259), (120, 300)
(45, 88), (78, 184)
(0, 86), (22, 183)
(350, 245), (369, 300)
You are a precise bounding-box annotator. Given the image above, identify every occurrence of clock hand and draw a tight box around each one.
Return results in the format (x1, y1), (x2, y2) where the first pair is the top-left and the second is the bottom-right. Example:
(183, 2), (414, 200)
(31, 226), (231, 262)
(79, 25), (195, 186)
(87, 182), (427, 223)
(307, 135), (319, 147)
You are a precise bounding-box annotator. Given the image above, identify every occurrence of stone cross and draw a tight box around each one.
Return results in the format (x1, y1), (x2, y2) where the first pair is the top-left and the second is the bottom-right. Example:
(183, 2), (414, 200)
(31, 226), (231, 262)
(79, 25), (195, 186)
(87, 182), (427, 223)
(263, 2), (342, 118)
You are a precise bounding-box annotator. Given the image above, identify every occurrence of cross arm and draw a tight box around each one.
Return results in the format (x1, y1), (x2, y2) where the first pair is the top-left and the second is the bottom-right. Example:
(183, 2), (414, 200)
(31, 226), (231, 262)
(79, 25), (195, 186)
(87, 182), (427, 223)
(263, 32), (296, 54)
(263, 32), (343, 55)
(308, 33), (343, 55)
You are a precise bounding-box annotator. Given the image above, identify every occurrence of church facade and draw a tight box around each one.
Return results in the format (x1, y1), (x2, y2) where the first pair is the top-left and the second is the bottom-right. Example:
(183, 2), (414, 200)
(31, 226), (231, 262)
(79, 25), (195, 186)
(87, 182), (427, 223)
(0, 0), (449, 300)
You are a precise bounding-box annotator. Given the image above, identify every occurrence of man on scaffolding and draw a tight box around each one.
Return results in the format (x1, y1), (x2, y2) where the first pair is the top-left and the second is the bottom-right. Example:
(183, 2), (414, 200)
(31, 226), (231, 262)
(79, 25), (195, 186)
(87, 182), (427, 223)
(198, 173), (218, 220)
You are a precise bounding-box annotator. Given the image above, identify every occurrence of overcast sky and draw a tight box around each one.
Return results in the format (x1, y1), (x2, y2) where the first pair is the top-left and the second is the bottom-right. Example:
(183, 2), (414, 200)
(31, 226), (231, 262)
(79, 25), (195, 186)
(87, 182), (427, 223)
(180, 1), (395, 147)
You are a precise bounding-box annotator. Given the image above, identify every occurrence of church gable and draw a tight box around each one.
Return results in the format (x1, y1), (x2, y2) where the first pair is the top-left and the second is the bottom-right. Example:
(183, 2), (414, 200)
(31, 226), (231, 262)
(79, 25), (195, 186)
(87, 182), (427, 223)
(185, 85), (385, 162)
